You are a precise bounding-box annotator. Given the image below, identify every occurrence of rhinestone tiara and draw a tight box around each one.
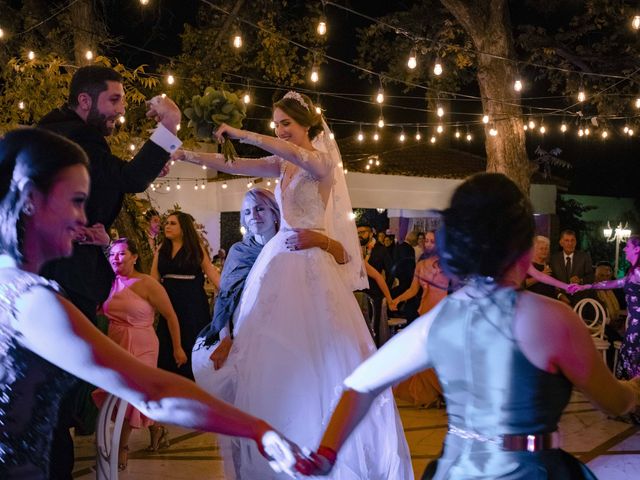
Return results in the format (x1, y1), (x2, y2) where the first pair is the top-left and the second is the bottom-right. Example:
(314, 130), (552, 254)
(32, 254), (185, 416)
(283, 91), (310, 111)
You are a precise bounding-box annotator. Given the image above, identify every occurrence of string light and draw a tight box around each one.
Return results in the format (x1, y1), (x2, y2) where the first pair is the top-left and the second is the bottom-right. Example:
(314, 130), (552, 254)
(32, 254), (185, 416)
(247, 181), (253, 189)
(436, 124), (444, 134)
(578, 127), (584, 137)
(368, 158), (374, 165)
(329, 131), (335, 140)
(317, 20), (327, 36)
(310, 65), (319, 83)
(377, 116), (385, 128)
(243, 92), (251, 104)
(539, 125), (546, 134)
(399, 131), (406, 142)
(357, 129), (364, 142)
(201, 181), (206, 190)
(584, 127), (591, 136)
(430, 135), (436, 144)
(267, 180), (272, 187)
(165, 185), (171, 191)
(222, 182), (228, 189)
(523, 124), (528, 131)
(489, 127), (498, 136)
(118, 115), (125, 124)
(365, 164), (371, 170)
(376, 86), (384, 104)
(176, 179), (181, 190)
(233, 34), (243, 49)
(140, 0), (150, 5)
(373, 132), (380, 141)
(415, 128), (421, 140)
(176, 124), (181, 131)
(201, 164), (207, 170)
(375, 159), (380, 166)
(194, 183), (198, 191)
(407, 48), (417, 70)
(315, 105), (322, 114)
(129, 144), (135, 151)
(528, 119), (536, 129)
(513, 79), (523, 92)
(270, 120), (276, 129)
(624, 125), (629, 133)
(433, 58), (443, 76)
(18, 101), (24, 110)
(633, 15), (640, 30)
(85, 50), (93, 61)
(436, 106), (444, 117)
(482, 115), (489, 124)
(634, 97), (640, 109)
(466, 131), (473, 142)
(166, 74), (175, 85)
(27, 50), (35, 60)
(561, 122), (568, 133)
(0, 28), (5, 39)
(454, 129), (461, 139)
(601, 129), (608, 139)
(577, 88), (586, 102)
(628, 128), (635, 136)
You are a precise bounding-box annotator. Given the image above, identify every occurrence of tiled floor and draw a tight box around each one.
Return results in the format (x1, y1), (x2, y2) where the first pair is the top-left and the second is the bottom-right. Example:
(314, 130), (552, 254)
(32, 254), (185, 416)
(73, 391), (640, 479)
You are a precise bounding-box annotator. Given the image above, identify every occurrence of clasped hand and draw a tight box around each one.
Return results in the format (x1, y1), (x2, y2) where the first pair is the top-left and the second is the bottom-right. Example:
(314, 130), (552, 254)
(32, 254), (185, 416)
(146, 95), (181, 134)
(75, 223), (110, 246)
(213, 123), (245, 143)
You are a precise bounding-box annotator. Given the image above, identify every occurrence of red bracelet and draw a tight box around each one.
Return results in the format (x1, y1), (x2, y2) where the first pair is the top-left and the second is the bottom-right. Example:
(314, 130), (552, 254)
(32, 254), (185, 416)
(317, 445), (338, 465)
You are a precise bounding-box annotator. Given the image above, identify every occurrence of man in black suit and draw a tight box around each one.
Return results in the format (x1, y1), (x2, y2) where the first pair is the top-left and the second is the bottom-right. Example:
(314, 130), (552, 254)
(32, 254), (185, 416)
(39, 65), (181, 479)
(550, 229), (594, 305)
(357, 222), (392, 345)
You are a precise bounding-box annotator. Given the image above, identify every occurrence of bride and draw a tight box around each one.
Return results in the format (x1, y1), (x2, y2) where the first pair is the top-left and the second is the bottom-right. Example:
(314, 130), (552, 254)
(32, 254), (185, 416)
(176, 91), (412, 479)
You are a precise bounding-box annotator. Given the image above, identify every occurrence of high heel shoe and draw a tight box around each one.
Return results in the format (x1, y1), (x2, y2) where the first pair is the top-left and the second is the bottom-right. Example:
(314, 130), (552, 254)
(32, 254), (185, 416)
(118, 445), (129, 471)
(148, 425), (170, 452)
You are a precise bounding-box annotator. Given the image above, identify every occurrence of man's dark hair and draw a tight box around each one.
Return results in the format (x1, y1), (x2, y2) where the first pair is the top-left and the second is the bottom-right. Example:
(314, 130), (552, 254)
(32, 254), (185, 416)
(68, 66), (123, 108)
(356, 221), (372, 230)
(559, 229), (576, 238)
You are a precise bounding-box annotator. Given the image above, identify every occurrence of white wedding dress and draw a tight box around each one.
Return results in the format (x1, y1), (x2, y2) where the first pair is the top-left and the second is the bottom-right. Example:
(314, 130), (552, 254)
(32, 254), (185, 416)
(194, 156), (413, 479)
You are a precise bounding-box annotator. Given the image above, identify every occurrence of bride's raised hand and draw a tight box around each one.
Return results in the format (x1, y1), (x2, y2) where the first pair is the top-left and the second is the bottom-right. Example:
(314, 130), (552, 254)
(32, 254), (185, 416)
(172, 148), (197, 165)
(214, 123), (245, 142)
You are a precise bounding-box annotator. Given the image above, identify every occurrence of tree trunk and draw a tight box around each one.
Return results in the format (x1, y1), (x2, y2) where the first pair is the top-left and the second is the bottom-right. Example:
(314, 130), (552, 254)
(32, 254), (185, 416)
(440, 0), (529, 193)
(70, 0), (100, 65)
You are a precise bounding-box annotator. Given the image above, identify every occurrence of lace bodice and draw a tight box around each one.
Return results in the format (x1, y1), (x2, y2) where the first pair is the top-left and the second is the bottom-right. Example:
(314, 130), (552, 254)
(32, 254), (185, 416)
(0, 262), (76, 478)
(276, 162), (327, 230)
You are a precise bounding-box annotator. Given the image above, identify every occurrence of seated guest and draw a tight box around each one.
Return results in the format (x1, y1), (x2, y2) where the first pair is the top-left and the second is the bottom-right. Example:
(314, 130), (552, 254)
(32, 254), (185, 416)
(0, 128), (298, 479)
(526, 235), (556, 298)
(93, 238), (187, 467)
(551, 229), (594, 305)
(295, 173), (640, 479)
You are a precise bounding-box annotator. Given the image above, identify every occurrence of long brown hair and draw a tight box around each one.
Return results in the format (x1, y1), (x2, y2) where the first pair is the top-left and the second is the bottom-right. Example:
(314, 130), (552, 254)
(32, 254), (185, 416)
(273, 92), (323, 140)
(158, 211), (203, 270)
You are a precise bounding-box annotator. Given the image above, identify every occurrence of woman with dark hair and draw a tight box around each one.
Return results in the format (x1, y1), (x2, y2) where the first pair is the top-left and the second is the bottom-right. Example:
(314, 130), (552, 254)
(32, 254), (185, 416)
(0, 128), (300, 479)
(175, 91), (411, 478)
(572, 235), (640, 416)
(151, 211), (220, 380)
(295, 173), (640, 479)
(93, 237), (187, 468)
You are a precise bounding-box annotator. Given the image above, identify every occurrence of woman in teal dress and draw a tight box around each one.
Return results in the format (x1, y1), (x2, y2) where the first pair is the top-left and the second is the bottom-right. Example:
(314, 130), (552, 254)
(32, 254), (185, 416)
(295, 173), (640, 479)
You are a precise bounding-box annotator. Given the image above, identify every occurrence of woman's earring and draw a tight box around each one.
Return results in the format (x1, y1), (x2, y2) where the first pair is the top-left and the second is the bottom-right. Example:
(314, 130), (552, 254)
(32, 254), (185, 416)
(21, 202), (35, 216)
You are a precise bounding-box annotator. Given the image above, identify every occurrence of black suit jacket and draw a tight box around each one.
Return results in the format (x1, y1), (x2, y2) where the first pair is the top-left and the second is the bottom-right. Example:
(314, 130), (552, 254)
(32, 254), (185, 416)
(550, 250), (594, 284)
(38, 107), (169, 319)
(364, 242), (392, 299)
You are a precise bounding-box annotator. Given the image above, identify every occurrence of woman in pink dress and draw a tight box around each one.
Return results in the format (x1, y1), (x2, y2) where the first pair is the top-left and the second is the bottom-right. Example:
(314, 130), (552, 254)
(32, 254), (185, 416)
(93, 238), (187, 469)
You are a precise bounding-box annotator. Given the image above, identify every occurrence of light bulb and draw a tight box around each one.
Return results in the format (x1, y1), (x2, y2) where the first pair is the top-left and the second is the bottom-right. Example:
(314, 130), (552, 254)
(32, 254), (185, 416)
(455, 130), (460, 139)
(202, 164), (207, 170)
(267, 180), (272, 187)
(365, 164), (371, 170)
(399, 133), (406, 142)
(629, 128), (635, 136)
(18, 101), (24, 110)
(194, 184), (198, 191)
(578, 128), (584, 137)
(624, 125), (629, 133)
(482, 114), (489, 124)
(270, 120), (276, 129)
(514, 79), (522, 92)
(373, 132), (379, 141)
(430, 136), (436, 144)
(222, 182), (228, 189)
(585, 127), (590, 136)
(437, 106), (444, 117)
(523, 124), (528, 131)
(433, 59), (443, 76)
(118, 115), (125, 124)
(407, 52), (417, 70)
(633, 15), (640, 30)
(161, 93), (166, 98)
(635, 98), (640, 109)
(437, 124), (444, 134)
(233, 35), (242, 49)
(466, 133), (472, 141)
(344, 169), (348, 175)
(376, 88), (384, 104)
(170, 160), (175, 166)
(85, 50), (93, 60)
(243, 93), (251, 104)
(375, 160), (380, 166)
(539, 125), (546, 134)
(601, 130), (608, 139)
(176, 124), (181, 131)
(317, 20), (327, 36)
(165, 185), (170, 191)
(578, 90), (586, 102)
(27, 50), (35, 60)
(176, 183), (181, 190)
(415, 132), (421, 140)
(368, 158), (374, 165)
(201, 182), (206, 190)
(167, 74), (175, 85)
(378, 117), (385, 128)
(129, 144), (135, 151)
(528, 119), (536, 129)
(0, 28), (5, 39)
(561, 123), (567, 133)
(315, 106), (322, 115)
(140, 0), (150, 4)
(247, 181), (253, 189)
(489, 127), (498, 136)
(310, 67), (319, 83)
(357, 132), (364, 142)
(329, 132), (335, 140)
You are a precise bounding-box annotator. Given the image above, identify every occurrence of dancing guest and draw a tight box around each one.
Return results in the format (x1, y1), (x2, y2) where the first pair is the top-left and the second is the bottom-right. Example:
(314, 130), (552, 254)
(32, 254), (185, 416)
(92, 238), (187, 468)
(0, 128), (299, 480)
(38, 65), (179, 477)
(175, 91), (412, 479)
(571, 235), (640, 421)
(151, 211), (220, 380)
(296, 173), (640, 479)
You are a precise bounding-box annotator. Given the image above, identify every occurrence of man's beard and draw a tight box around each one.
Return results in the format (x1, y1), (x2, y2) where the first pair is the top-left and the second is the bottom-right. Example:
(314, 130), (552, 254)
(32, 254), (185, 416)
(359, 236), (370, 246)
(86, 104), (115, 136)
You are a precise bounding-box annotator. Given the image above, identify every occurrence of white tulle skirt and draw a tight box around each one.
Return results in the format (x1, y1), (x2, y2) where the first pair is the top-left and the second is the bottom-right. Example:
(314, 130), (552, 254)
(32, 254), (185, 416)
(192, 230), (413, 480)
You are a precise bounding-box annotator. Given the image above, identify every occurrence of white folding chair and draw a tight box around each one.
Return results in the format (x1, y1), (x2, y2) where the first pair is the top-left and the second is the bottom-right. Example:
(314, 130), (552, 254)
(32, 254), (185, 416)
(573, 298), (609, 365)
(96, 394), (129, 480)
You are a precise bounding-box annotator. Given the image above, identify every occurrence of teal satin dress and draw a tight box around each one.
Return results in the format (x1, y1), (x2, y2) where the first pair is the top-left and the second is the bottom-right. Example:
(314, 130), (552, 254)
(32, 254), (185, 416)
(426, 285), (597, 479)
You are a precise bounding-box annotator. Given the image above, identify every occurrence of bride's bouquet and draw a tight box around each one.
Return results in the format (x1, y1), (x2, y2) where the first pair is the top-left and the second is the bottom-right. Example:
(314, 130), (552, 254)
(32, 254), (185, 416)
(184, 87), (247, 163)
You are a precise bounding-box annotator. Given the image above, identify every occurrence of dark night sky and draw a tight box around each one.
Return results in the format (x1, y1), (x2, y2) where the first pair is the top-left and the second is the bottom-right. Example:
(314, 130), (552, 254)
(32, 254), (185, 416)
(97, 0), (639, 199)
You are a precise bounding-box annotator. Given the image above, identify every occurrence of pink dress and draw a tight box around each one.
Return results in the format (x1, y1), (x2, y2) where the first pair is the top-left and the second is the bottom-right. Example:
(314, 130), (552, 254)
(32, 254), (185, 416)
(93, 277), (159, 428)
